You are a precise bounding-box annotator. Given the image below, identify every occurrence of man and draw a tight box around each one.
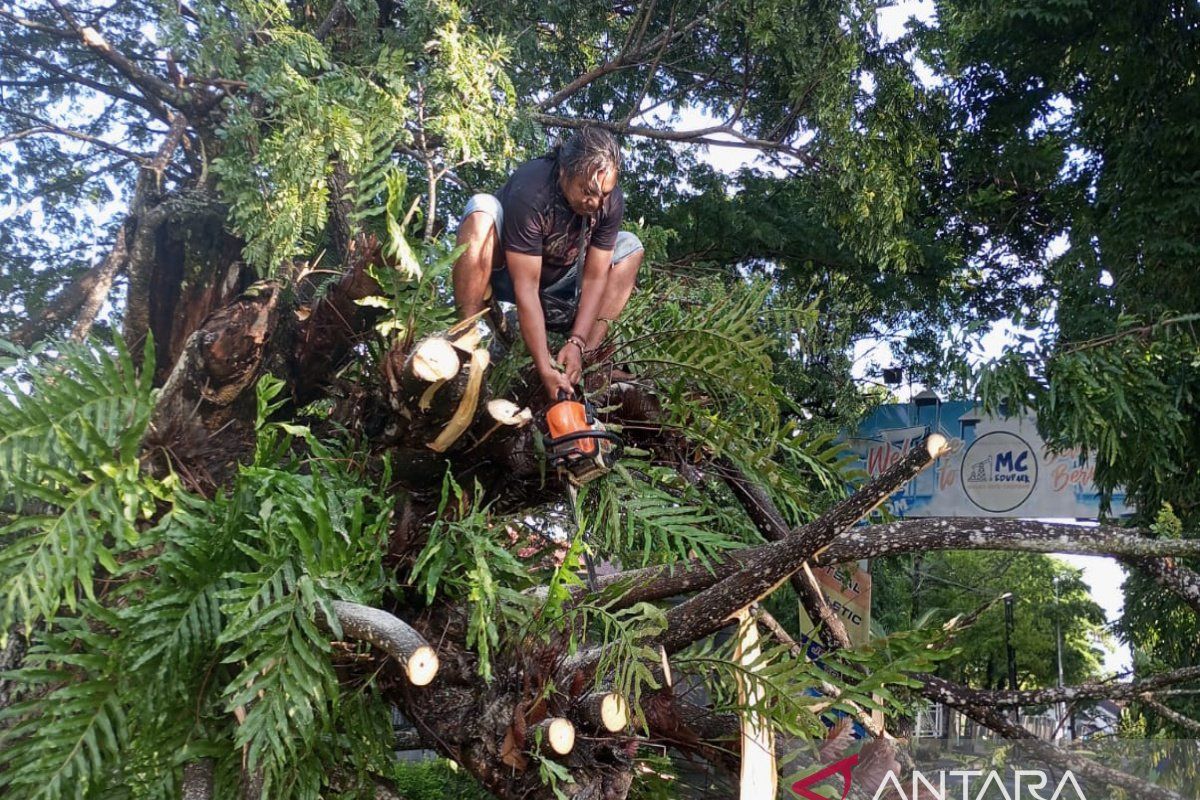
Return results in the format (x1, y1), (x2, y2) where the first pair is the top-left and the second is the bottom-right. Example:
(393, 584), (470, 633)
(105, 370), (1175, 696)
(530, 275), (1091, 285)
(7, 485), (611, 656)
(451, 127), (644, 400)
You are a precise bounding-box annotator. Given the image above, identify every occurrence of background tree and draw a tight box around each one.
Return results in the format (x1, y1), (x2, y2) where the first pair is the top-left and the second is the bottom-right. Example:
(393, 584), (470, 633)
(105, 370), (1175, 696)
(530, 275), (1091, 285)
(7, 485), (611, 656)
(909, 0), (1200, 740)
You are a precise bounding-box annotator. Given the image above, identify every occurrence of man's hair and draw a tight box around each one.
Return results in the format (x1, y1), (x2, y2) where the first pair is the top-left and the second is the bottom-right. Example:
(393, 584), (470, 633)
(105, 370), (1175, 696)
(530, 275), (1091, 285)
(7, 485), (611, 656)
(554, 127), (621, 181)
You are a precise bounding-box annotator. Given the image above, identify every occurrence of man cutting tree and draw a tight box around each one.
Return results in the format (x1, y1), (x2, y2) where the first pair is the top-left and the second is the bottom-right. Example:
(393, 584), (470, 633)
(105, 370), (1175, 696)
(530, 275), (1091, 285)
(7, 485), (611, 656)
(451, 128), (644, 400)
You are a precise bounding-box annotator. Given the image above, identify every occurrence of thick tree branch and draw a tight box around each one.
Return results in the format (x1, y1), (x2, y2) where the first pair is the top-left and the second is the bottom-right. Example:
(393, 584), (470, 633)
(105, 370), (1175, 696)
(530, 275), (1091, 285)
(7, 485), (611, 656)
(586, 516), (1200, 612)
(8, 231), (126, 347)
(1120, 556), (1200, 616)
(624, 436), (948, 663)
(44, 0), (190, 109)
(323, 601), (439, 686)
(531, 112), (815, 163)
(1139, 695), (1200, 735)
(719, 460), (852, 650)
(931, 665), (1200, 708)
(181, 759), (214, 800)
(313, 0), (348, 41)
(918, 675), (1183, 800)
(10, 114), (188, 347)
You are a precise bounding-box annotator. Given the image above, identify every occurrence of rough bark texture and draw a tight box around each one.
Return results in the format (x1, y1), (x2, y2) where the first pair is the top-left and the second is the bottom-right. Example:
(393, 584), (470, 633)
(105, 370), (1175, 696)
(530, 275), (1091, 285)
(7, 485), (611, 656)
(918, 675), (1183, 800)
(949, 665), (1200, 707)
(720, 461), (853, 650)
(1120, 555), (1200, 616)
(644, 437), (946, 659)
(1138, 695), (1200, 735)
(582, 516), (1200, 614)
(181, 759), (214, 800)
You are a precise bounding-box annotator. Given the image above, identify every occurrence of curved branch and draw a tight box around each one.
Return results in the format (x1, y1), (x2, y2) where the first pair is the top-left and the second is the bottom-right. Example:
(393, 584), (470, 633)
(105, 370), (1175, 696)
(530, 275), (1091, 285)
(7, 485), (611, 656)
(324, 601), (439, 686)
(537, 0), (730, 111)
(932, 665), (1200, 708)
(1139, 695), (1200, 735)
(919, 675), (1183, 800)
(530, 113), (816, 163)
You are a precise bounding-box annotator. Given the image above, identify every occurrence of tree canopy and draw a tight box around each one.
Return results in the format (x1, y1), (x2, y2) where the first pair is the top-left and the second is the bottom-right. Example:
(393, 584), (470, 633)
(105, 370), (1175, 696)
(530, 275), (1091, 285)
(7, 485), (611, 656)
(2, 1), (1199, 799)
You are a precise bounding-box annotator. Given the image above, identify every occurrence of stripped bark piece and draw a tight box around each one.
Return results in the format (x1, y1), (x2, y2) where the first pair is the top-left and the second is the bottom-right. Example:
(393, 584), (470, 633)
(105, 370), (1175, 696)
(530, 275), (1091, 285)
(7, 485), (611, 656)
(418, 379), (447, 412)
(451, 325), (483, 353)
(428, 348), (490, 452)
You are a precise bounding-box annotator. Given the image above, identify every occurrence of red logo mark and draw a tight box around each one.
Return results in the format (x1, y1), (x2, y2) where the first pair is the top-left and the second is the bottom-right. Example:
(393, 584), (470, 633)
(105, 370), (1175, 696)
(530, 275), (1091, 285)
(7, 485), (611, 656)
(792, 753), (859, 800)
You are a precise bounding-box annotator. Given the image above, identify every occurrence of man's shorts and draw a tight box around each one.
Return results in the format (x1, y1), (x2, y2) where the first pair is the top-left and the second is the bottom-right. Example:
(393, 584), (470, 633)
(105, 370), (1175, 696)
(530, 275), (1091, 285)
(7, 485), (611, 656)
(461, 193), (644, 311)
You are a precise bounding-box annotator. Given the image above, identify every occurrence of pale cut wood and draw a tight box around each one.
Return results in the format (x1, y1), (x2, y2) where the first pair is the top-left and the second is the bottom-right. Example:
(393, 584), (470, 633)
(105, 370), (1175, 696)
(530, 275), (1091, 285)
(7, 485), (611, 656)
(418, 378), (447, 411)
(579, 691), (629, 732)
(410, 338), (460, 382)
(451, 325), (483, 353)
(445, 307), (487, 338)
(487, 399), (533, 426)
(530, 717), (576, 755)
(324, 600), (439, 686)
(428, 348), (490, 452)
(732, 608), (777, 800)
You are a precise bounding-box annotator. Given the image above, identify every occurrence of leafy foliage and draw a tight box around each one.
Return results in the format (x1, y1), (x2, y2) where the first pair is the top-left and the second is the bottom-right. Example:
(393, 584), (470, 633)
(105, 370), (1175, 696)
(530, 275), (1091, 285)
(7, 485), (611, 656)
(411, 472), (536, 681)
(0, 362), (395, 799)
(0, 337), (157, 634)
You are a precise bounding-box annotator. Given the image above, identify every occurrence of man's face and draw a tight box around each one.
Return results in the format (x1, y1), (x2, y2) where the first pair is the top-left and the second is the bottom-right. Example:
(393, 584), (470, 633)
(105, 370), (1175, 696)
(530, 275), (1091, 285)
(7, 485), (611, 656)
(559, 164), (618, 216)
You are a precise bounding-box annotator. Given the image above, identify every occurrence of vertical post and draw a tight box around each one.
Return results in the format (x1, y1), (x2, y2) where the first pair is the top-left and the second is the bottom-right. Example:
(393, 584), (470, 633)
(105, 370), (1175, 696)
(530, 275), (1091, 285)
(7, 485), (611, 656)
(1055, 577), (1067, 741)
(1004, 594), (1018, 723)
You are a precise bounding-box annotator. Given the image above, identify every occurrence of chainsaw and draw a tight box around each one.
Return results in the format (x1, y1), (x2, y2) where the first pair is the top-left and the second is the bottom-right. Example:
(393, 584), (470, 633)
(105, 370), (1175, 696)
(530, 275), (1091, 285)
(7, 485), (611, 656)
(544, 390), (622, 589)
(545, 390), (622, 485)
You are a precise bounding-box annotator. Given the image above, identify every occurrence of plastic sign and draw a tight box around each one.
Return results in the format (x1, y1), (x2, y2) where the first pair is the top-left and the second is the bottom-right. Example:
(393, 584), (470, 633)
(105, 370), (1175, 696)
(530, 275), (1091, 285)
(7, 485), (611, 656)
(846, 401), (1129, 519)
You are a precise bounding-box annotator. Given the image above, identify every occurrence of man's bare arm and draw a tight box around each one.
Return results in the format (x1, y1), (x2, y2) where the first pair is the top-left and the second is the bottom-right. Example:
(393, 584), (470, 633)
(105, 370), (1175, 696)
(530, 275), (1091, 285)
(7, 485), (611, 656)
(506, 250), (571, 398)
(570, 245), (614, 350)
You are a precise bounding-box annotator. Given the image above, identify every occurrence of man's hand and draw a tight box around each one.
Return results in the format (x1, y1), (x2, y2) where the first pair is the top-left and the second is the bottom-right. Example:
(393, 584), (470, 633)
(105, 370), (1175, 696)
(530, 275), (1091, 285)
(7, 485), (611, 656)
(540, 362), (574, 400)
(556, 341), (583, 387)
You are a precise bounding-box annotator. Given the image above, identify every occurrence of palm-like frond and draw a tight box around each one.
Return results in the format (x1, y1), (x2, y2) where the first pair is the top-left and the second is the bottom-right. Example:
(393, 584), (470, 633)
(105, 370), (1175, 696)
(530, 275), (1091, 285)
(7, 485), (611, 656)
(0, 339), (155, 633)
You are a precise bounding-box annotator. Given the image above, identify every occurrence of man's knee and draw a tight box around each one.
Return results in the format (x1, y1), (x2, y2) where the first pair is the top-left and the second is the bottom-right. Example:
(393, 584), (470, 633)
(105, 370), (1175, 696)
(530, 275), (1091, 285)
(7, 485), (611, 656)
(611, 231), (644, 268)
(457, 210), (496, 248)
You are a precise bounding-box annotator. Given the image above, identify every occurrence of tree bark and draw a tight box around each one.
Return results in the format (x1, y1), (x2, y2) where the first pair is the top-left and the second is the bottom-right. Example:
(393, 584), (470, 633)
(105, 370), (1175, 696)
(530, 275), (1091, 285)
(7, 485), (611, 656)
(719, 460), (853, 650)
(918, 675), (1184, 800)
(941, 665), (1200, 707)
(644, 436), (948, 660)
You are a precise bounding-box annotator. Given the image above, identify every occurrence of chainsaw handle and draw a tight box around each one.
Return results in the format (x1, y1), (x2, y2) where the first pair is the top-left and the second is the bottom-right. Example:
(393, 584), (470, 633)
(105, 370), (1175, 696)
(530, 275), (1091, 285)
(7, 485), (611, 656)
(557, 389), (570, 401)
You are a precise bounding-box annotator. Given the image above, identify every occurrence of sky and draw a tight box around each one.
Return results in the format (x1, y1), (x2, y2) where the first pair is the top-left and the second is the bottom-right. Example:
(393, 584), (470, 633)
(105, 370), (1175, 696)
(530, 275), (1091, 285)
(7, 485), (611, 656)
(679, 0), (1131, 676)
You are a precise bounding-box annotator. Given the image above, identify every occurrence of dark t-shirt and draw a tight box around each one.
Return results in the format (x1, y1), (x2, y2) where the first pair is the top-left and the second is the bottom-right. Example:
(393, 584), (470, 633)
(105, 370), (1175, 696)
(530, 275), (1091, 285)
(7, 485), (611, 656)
(495, 155), (624, 290)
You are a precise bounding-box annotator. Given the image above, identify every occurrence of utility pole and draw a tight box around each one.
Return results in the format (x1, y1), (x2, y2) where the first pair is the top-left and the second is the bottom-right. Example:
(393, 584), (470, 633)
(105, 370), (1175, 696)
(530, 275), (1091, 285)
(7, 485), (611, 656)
(1055, 577), (1067, 741)
(1004, 594), (1018, 723)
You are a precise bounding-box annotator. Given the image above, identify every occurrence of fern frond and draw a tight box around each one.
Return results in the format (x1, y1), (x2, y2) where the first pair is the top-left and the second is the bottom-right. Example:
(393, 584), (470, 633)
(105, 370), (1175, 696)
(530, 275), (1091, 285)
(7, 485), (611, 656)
(0, 339), (155, 633)
(0, 618), (128, 799)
